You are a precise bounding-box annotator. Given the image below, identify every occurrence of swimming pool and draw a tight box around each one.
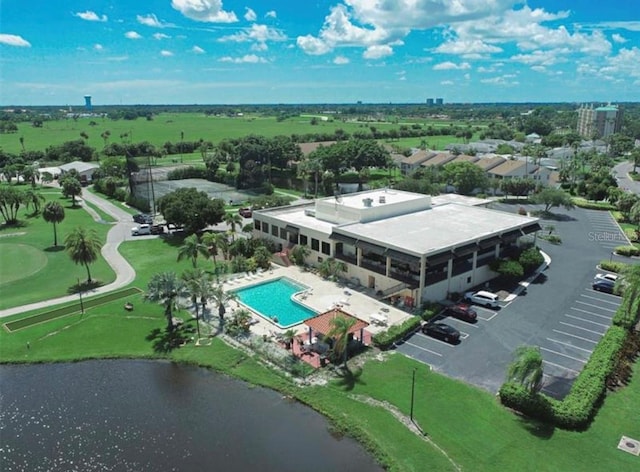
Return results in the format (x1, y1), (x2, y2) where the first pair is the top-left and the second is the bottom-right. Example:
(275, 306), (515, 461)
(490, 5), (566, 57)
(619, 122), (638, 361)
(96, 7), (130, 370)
(233, 277), (317, 328)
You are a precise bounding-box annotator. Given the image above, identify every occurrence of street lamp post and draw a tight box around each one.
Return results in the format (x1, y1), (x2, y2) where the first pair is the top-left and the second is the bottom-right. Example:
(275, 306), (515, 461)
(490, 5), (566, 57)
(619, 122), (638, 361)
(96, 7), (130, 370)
(410, 368), (416, 422)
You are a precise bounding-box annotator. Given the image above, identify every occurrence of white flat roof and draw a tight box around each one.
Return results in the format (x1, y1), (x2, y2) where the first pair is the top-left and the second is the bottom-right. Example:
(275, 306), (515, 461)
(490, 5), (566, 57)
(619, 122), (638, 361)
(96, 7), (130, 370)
(431, 194), (492, 207)
(333, 189), (425, 209)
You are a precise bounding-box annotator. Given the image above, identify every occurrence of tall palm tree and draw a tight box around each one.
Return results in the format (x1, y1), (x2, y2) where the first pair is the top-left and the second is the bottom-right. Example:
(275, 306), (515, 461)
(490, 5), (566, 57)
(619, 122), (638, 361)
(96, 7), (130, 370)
(23, 189), (45, 214)
(181, 268), (214, 338)
(327, 314), (357, 367)
(506, 345), (544, 393)
(177, 233), (209, 268)
(42, 201), (65, 247)
(210, 284), (238, 321)
(145, 272), (188, 332)
(64, 227), (102, 283)
(224, 212), (243, 242)
(201, 232), (226, 266)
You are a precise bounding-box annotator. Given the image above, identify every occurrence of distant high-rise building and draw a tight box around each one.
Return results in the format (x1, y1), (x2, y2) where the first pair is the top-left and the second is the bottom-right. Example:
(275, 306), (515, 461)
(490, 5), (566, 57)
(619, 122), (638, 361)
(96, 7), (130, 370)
(84, 95), (92, 112)
(435, 98), (444, 105)
(426, 98), (434, 106)
(576, 103), (623, 139)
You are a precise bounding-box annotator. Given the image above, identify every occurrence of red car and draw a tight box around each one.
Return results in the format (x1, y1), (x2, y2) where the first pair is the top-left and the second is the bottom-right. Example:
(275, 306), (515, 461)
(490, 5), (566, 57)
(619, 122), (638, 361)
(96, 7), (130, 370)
(445, 303), (478, 323)
(238, 208), (252, 218)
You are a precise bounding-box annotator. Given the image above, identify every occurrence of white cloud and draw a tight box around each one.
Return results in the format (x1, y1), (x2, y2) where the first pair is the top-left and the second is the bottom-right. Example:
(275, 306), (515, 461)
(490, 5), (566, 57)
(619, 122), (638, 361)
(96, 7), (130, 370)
(265, 11), (277, 19)
(153, 33), (171, 40)
(296, 35), (332, 55)
(441, 80), (454, 85)
(363, 44), (393, 59)
(219, 54), (267, 63)
(94, 44), (104, 51)
(480, 75), (519, 85)
(511, 49), (568, 66)
(612, 33), (627, 43)
(74, 11), (107, 22)
(219, 24), (286, 44)
(137, 14), (173, 28)
(125, 31), (143, 40)
(251, 42), (268, 51)
(334, 55), (350, 64)
(0, 34), (31, 47)
(171, 0), (238, 23)
(433, 61), (471, 70)
(434, 39), (502, 55)
(192, 45), (205, 54)
(244, 8), (257, 22)
(160, 50), (174, 57)
(587, 21), (640, 32)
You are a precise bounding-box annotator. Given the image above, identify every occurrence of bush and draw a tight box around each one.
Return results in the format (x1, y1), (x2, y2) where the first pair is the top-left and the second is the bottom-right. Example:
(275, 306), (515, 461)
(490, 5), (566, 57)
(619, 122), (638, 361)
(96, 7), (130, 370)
(612, 291), (640, 329)
(614, 245), (640, 257)
(420, 302), (443, 322)
(372, 316), (422, 350)
(496, 260), (524, 279)
(167, 166), (207, 180)
(518, 247), (544, 274)
(598, 260), (627, 273)
(499, 382), (555, 423)
(571, 198), (616, 211)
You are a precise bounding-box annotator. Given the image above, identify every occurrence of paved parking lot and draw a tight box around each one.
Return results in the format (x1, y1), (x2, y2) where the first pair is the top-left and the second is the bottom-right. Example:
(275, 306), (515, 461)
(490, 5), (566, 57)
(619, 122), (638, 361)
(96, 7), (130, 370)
(397, 205), (633, 398)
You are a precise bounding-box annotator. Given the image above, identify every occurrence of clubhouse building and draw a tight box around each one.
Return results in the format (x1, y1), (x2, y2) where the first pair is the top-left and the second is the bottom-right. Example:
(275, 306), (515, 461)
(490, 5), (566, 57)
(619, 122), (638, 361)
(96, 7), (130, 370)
(253, 189), (541, 305)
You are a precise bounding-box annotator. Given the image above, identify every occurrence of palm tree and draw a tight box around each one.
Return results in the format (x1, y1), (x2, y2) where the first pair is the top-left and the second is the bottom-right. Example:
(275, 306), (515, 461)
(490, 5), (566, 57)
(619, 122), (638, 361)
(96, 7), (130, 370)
(201, 231), (228, 267)
(289, 245), (310, 266)
(65, 227), (102, 283)
(23, 189), (45, 215)
(506, 345), (544, 393)
(281, 328), (297, 351)
(42, 201), (65, 246)
(224, 212), (243, 242)
(145, 271), (188, 332)
(210, 284), (238, 322)
(181, 268), (214, 339)
(177, 233), (209, 268)
(327, 314), (357, 367)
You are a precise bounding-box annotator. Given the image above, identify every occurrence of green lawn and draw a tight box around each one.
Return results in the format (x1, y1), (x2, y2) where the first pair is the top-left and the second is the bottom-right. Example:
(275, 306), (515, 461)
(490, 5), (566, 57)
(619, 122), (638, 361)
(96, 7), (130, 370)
(0, 113), (476, 154)
(0, 188), (115, 309)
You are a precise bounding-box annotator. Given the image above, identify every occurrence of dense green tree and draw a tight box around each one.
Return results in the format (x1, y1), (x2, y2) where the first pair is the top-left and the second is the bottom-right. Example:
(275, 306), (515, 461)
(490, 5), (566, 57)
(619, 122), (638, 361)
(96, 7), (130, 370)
(42, 201), (65, 246)
(532, 188), (574, 213)
(145, 272), (188, 332)
(506, 345), (544, 393)
(64, 227), (102, 283)
(443, 161), (489, 195)
(157, 187), (226, 234)
(60, 174), (82, 206)
(500, 178), (536, 198)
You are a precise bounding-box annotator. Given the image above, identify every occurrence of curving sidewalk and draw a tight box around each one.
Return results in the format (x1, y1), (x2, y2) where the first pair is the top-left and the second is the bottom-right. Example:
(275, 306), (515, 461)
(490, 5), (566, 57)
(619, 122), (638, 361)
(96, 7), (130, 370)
(0, 189), (137, 318)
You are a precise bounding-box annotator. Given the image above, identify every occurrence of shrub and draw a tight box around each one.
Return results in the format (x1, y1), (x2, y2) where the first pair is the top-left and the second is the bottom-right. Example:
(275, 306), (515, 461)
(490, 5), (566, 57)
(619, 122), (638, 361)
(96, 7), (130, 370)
(612, 291), (640, 329)
(546, 235), (562, 244)
(571, 198), (616, 211)
(614, 245), (640, 257)
(496, 260), (524, 279)
(598, 260), (627, 273)
(167, 166), (207, 180)
(372, 316), (422, 350)
(499, 382), (555, 423)
(420, 302), (443, 322)
(518, 247), (544, 274)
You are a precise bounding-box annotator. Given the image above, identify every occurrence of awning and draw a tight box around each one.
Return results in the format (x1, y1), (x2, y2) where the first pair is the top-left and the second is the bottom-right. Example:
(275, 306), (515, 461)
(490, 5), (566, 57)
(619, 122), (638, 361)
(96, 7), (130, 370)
(454, 242), (479, 257)
(386, 248), (420, 264)
(285, 224), (299, 234)
(500, 229), (522, 242)
(479, 235), (501, 249)
(329, 232), (357, 246)
(426, 251), (453, 265)
(355, 240), (386, 254)
(521, 222), (542, 235)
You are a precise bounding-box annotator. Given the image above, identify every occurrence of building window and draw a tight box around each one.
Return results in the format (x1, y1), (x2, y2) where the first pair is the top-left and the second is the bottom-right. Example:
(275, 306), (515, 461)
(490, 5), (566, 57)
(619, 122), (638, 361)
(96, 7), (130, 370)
(254, 220), (260, 230)
(299, 234), (308, 246)
(280, 228), (287, 239)
(271, 225), (279, 237)
(311, 238), (320, 251)
(321, 241), (330, 255)
(262, 222), (269, 233)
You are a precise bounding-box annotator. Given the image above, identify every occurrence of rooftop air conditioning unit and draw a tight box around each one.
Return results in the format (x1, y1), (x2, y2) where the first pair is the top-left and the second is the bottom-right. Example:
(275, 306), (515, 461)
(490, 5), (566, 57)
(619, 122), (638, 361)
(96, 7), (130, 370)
(379, 196), (386, 204)
(363, 198), (373, 207)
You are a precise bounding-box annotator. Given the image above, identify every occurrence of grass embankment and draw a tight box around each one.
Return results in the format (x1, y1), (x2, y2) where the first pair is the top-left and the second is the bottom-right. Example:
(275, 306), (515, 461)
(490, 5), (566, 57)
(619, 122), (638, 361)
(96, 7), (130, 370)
(1, 207), (638, 471)
(0, 113), (476, 154)
(0, 190), (115, 309)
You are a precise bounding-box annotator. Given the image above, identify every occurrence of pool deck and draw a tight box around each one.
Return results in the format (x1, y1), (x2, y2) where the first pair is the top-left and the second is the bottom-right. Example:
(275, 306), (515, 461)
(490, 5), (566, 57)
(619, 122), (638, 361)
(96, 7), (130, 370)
(222, 265), (414, 342)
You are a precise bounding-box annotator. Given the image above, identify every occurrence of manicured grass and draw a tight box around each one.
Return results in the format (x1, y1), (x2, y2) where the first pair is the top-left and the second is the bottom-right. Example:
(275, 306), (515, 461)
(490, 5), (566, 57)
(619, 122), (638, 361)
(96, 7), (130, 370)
(0, 243), (47, 284)
(0, 189), (115, 309)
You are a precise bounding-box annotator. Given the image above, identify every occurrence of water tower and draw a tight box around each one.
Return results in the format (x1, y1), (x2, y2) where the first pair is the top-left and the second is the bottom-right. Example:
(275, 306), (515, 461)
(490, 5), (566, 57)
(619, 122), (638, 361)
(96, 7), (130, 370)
(84, 95), (92, 112)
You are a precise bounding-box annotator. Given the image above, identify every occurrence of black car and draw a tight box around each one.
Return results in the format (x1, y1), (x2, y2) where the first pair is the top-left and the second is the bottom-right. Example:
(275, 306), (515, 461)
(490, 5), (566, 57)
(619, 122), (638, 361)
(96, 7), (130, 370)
(592, 279), (616, 294)
(422, 322), (460, 344)
(133, 213), (153, 224)
(445, 303), (478, 323)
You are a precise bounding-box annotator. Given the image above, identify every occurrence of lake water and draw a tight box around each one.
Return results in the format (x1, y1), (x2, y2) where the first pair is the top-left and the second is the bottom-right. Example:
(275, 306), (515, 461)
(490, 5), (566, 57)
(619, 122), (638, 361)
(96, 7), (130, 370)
(0, 360), (383, 472)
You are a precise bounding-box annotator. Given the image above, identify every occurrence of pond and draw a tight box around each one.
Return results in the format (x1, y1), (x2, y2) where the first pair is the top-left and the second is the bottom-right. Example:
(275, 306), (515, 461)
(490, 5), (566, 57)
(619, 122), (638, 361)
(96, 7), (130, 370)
(0, 360), (383, 472)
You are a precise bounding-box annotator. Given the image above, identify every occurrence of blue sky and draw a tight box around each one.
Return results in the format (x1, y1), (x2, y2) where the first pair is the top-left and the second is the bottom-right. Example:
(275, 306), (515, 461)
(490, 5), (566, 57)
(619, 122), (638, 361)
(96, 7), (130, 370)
(1, 1), (639, 105)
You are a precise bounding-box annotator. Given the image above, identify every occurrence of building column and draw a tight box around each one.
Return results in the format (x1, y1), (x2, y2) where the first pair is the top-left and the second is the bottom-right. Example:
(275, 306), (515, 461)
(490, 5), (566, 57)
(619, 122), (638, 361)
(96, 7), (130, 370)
(385, 256), (391, 277)
(357, 247), (362, 267)
(418, 255), (426, 303)
(446, 258), (453, 296)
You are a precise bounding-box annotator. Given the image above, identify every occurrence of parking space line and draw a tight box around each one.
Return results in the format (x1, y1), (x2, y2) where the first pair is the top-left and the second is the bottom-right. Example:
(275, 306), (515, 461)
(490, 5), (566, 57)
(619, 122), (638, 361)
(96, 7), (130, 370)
(574, 301), (617, 313)
(579, 294), (621, 306)
(542, 359), (580, 374)
(459, 332), (469, 340)
(540, 347), (587, 364)
(588, 289), (622, 299)
(564, 314), (610, 329)
(552, 329), (598, 344)
(570, 307), (614, 320)
(546, 338), (593, 353)
(559, 321), (605, 336)
(403, 341), (443, 357)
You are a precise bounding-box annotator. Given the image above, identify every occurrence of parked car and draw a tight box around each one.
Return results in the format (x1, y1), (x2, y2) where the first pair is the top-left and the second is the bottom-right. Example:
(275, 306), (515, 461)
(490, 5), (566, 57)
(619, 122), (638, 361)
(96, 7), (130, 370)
(131, 224), (151, 236)
(133, 213), (153, 224)
(592, 279), (616, 294)
(464, 290), (500, 308)
(150, 224), (165, 235)
(238, 207), (253, 218)
(594, 273), (618, 283)
(445, 303), (478, 322)
(422, 322), (460, 344)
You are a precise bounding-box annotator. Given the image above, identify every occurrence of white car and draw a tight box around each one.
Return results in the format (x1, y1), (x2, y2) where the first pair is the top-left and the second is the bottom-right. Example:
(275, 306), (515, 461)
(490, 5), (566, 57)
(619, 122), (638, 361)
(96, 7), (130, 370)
(464, 290), (500, 308)
(131, 224), (151, 236)
(594, 273), (618, 283)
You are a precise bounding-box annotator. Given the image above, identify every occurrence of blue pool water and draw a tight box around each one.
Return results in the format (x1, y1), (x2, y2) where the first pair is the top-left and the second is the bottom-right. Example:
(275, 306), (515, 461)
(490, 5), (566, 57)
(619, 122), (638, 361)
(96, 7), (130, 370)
(234, 278), (317, 328)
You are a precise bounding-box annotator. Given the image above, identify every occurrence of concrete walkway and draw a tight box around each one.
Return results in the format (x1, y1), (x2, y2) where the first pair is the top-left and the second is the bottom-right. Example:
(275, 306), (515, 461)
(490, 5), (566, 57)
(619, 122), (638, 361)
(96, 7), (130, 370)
(0, 188), (137, 318)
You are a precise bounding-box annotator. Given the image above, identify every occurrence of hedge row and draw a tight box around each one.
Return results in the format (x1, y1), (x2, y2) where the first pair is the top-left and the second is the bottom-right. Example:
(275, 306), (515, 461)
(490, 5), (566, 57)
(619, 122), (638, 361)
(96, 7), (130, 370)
(612, 290), (640, 329)
(372, 316), (422, 350)
(614, 245), (640, 257)
(571, 199), (616, 211)
(598, 260), (627, 273)
(500, 325), (628, 429)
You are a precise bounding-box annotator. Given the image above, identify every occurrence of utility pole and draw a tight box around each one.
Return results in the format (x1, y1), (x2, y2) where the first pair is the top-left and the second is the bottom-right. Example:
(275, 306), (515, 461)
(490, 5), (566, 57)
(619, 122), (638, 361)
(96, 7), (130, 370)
(78, 278), (85, 317)
(410, 368), (416, 423)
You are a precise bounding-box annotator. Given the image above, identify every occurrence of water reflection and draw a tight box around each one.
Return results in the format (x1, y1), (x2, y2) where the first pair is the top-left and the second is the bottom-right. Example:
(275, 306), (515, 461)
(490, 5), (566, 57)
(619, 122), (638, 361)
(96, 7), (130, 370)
(1, 360), (382, 472)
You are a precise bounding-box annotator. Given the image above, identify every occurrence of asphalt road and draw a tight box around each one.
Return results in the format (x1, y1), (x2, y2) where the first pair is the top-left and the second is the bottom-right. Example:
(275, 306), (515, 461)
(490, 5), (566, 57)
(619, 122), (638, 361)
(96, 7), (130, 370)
(398, 204), (636, 398)
(613, 160), (640, 195)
